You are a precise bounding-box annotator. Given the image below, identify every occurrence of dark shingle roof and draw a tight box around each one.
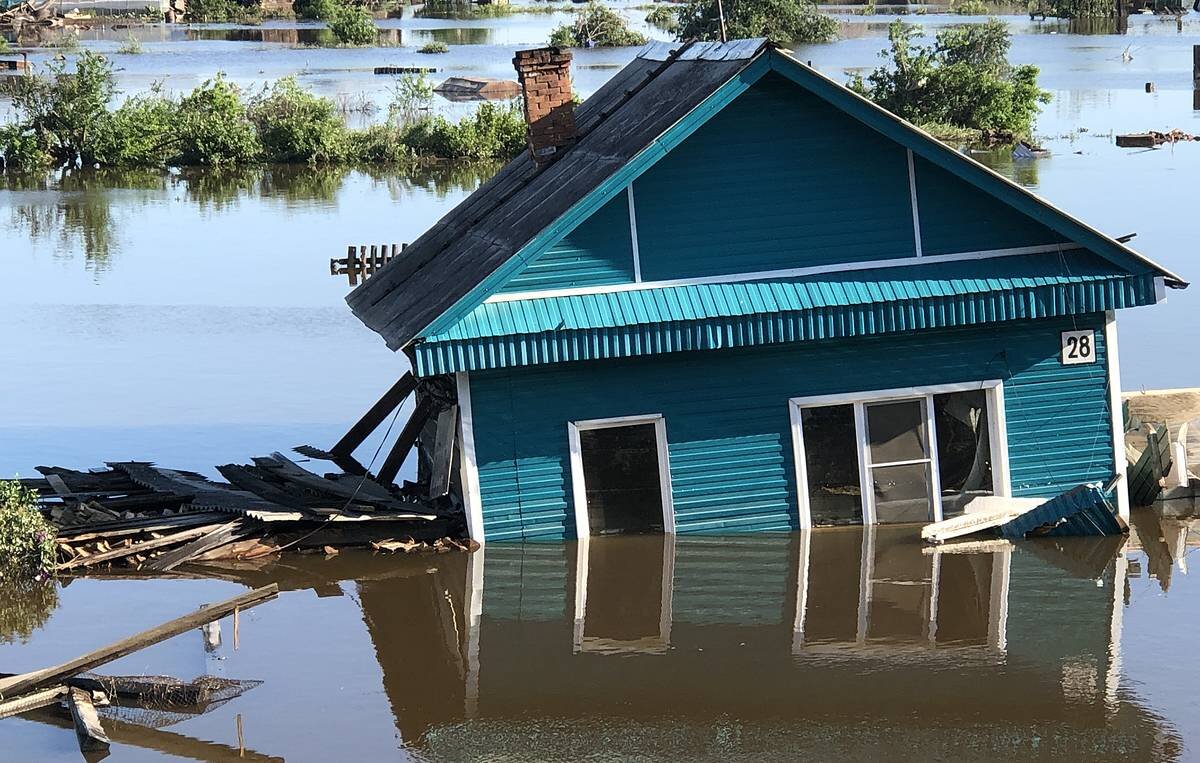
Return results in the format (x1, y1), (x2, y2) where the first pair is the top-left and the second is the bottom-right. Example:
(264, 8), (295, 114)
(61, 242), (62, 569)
(346, 39), (771, 352)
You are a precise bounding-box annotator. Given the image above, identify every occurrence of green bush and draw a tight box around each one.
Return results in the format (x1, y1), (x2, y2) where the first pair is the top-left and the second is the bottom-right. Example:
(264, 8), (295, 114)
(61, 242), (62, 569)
(676, 0), (836, 43)
(178, 76), (263, 165)
(418, 40), (450, 53)
(0, 123), (53, 171)
(249, 77), (349, 162)
(950, 0), (989, 13)
(400, 101), (525, 160)
(293, 0), (337, 18)
(92, 87), (180, 166)
(327, 2), (378, 45)
(549, 2), (647, 47)
(1, 51), (117, 166)
(348, 123), (414, 162)
(645, 3), (678, 30)
(849, 19), (1049, 139)
(0, 481), (56, 584)
(116, 33), (143, 53)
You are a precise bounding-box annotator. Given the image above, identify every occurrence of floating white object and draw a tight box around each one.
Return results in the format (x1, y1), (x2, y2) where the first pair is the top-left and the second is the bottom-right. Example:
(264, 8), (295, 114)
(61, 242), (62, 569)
(921, 496), (1045, 544)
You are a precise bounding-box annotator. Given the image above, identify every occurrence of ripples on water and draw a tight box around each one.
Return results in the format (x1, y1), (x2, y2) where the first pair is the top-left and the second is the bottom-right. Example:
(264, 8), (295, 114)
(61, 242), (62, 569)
(1, 521), (1197, 760)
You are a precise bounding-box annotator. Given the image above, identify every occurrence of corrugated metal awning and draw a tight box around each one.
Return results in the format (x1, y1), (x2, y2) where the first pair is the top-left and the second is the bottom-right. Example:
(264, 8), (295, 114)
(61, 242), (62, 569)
(413, 254), (1159, 376)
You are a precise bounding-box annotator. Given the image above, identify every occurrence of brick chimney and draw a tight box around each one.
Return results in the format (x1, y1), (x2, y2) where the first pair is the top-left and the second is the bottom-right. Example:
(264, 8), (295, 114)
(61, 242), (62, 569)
(512, 47), (577, 164)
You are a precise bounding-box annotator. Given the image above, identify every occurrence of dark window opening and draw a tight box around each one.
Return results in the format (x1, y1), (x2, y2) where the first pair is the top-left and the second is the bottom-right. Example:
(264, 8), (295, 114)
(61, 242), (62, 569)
(579, 423), (665, 536)
(801, 404), (863, 526)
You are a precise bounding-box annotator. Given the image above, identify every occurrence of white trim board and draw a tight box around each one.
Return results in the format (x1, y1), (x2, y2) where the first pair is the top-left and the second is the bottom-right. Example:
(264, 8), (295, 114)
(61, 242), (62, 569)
(484, 243), (1083, 304)
(567, 414), (676, 538)
(789, 380), (1011, 529)
(455, 371), (486, 544)
(1104, 312), (1130, 521)
(627, 185), (643, 283)
(907, 149), (924, 258)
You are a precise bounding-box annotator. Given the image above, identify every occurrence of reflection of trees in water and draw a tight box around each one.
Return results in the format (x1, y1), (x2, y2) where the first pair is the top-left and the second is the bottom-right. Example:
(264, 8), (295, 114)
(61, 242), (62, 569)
(2, 161), (501, 270)
(0, 579), (58, 645)
(3, 168), (168, 271)
(972, 148), (1040, 188)
(360, 160), (500, 201)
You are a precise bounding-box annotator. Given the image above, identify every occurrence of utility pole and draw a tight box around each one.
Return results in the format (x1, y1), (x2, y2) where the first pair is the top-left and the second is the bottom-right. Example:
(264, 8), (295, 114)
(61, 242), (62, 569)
(715, 0), (728, 43)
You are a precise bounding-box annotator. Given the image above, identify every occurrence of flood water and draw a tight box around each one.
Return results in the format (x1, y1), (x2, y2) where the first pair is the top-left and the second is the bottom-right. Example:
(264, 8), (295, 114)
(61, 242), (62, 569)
(3, 12), (1200, 761)
(1, 519), (1197, 760)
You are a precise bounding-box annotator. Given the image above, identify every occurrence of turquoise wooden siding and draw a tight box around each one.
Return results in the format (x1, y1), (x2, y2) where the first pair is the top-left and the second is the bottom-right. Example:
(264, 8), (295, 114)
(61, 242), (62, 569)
(913, 156), (1069, 256)
(631, 73), (917, 281)
(499, 193), (635, 294)
(469, 315), (1114, 541)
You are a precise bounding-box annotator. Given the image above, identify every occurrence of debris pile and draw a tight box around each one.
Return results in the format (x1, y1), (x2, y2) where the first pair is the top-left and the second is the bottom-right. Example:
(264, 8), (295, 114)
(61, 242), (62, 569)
(1116, 129), (1200, 148)
(20, 449), (461, 573)
(0, 0), (62, 31)
(0, 585), (277, 756)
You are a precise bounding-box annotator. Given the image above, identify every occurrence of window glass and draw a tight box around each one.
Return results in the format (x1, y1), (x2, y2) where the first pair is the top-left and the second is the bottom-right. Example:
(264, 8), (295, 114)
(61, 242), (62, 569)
(872, 462), (934, 523)
(866, 400), (928, 464)
(801, 405), (863, 526)
(933, 390), (994, 517)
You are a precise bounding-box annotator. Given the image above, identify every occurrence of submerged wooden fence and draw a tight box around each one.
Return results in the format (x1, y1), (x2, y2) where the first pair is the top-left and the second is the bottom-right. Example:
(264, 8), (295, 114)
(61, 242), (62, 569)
(331, 243), (405, 286)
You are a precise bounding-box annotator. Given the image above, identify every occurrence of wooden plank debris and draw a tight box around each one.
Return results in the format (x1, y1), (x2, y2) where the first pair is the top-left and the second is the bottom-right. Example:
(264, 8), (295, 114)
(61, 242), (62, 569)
(0, 685), (68, 720)
(428, 404), (459, 500)
(377, 397), (437, 487)
(67, 686), (110, 752)
(58, 523), (222, 571)
(0, 584), (278, 699)
(330, 372), (416, 459)
(143, 520), (251, 572)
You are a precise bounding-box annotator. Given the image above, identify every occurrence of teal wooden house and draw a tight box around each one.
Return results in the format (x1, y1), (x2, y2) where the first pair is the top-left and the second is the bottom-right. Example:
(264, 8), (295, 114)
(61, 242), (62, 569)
(348, 40), (1186, 544)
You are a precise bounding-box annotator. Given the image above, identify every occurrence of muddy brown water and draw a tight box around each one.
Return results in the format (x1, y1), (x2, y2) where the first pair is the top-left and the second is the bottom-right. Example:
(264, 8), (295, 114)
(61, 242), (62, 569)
(1, 518), (1197, 761)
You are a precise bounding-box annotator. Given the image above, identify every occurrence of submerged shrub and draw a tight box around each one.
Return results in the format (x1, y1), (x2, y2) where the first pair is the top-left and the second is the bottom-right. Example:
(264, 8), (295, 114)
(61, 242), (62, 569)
(116, 32), (143, 54)
(418, 40), (450, 53)
(549, 2), (647, 47)
(676, 0), (837, 43)
(0, 123), (53, 171)
(850, 19), (1049, 139)
(400, 101), (525, 160)
(92, 86), (181, 166)
(250, 77), (348, 162)
(327, 1), (378, 46)
(645, 3), (678, 30)
(178, 76), (263, 165)
(0, 481), (56, 584)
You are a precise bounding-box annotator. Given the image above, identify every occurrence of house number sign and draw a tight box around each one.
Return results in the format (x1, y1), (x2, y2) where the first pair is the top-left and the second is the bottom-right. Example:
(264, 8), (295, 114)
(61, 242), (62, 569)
(1060, 330), (1096, 365)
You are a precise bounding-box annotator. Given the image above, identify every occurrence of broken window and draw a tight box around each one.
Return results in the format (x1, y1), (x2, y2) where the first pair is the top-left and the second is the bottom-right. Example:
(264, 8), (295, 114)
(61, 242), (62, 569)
(933, 390), (994, 517)
(579, 423), (665, 535)
(801, 404), (863, 526)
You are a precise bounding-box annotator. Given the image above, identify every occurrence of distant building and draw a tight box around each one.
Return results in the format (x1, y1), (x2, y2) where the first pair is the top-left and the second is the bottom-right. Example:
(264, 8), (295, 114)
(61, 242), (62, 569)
(349, 40), (1186, 544)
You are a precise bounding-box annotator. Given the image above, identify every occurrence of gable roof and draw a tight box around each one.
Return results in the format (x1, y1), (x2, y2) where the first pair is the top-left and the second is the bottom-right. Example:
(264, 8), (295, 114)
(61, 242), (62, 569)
(348, 40), (1186, 354)
(347, 39), (772, 352)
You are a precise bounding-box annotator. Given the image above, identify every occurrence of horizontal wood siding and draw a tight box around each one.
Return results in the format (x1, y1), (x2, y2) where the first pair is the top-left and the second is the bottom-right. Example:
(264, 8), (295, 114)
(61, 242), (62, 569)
(469, 315), (1114, 541)
(632, 72), (917, 281)
(914, 156), (1069, 256)
(499, 193), (635, 294)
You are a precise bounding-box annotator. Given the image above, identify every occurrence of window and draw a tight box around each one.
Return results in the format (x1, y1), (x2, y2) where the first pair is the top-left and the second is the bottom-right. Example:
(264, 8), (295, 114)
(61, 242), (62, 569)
(569, 415), (674, 537)
(791, 383), (1007, 527)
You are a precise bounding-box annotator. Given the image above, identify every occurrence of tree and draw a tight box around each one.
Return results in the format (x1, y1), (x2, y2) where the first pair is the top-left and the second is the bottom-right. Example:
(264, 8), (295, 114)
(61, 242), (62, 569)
(549, 2), (647, 48)
(849, 19), (1049, 139)
(676, 0), (837, 44)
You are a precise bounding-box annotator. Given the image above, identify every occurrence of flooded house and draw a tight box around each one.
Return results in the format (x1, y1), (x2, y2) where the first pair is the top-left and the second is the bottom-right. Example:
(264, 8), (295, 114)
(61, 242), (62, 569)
(348, 39), (1187, 544)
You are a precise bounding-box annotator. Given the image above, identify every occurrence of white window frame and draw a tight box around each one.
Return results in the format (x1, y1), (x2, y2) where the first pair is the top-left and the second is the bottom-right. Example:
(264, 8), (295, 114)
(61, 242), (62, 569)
(567, 414), (676, 538)
(788, 380), (1011, 529)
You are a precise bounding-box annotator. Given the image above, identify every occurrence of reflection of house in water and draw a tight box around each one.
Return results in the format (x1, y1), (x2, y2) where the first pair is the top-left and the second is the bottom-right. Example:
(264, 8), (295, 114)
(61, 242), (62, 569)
(354, 532), (1179, 759)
